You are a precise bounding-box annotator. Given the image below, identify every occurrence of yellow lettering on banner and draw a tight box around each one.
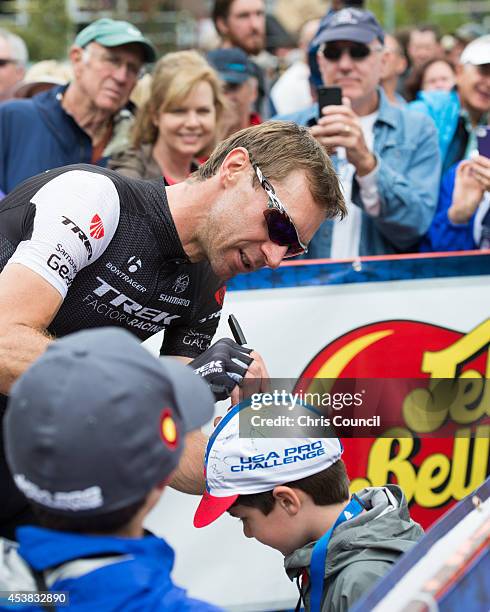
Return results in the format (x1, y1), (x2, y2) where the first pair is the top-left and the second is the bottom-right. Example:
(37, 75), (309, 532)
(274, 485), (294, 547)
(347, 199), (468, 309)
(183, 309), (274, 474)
(421, 319), (490, 377)
(403, 319), (490, 433)
(450, 426), (490, 500)
(350, 429), (417, 500)
(414, 453), (451, 507)
(349, 426), (490, 508)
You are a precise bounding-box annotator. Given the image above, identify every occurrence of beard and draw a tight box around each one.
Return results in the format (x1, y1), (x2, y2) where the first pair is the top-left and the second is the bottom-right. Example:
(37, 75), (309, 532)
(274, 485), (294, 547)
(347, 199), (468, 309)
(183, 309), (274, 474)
(230, 31), (265, 56)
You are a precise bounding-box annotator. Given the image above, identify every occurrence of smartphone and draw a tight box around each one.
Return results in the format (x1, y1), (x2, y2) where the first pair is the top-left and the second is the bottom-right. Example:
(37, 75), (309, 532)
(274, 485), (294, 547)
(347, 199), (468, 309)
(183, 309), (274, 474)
(476, 126), (490, 158)
(318, 86), (342, 115)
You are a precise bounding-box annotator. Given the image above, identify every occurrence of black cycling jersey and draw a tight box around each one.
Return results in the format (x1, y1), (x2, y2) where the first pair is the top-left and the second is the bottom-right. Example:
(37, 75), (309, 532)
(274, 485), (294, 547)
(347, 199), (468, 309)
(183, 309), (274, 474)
(0, 163), (225, 535)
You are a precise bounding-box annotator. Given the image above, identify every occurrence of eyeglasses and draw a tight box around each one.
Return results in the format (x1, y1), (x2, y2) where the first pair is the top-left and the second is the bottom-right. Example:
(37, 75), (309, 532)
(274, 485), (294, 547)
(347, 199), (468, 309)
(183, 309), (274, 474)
(83, 47), (145, 79)
(321, 42), (383, 62)
(101, 51), (145, 79)
(252, 163), (308, 258)
(0, 59), (17, 68)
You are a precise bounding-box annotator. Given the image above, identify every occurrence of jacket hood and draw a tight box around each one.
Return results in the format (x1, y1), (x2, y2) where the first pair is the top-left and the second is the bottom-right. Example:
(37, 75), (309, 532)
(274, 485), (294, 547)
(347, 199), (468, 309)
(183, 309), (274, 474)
(285, 485), (423, 581)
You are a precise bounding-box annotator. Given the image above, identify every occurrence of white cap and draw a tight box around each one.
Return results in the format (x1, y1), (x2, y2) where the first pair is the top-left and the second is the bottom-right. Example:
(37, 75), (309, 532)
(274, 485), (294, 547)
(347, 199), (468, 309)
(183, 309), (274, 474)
(460, 34), (490, 66)
(193, 403), (343, 528)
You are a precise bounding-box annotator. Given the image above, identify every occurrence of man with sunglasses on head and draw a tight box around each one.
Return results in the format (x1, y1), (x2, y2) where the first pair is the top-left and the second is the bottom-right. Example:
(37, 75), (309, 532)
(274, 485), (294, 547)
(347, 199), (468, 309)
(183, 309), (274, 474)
(0, 120), (345, 539)
(0, 18), (154, 195)
(275, 8), (440, 258)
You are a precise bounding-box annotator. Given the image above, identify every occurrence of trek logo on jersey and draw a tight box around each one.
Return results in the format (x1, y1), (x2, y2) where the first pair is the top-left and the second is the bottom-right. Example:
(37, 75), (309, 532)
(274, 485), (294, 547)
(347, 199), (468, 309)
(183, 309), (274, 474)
(61, 216), (93, 260)
(87, 277), (181, 326)
(90, 214), (105, 240)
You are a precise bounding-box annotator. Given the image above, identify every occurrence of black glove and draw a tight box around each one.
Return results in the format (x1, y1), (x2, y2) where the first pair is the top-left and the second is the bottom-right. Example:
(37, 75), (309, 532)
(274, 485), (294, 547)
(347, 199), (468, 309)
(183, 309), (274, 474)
(191, 338), (254, 401)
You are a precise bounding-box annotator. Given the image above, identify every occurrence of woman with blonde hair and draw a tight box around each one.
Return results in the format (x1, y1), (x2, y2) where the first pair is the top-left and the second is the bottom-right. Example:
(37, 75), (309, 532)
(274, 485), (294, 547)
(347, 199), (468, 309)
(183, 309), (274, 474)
(110, 50), (226, 184)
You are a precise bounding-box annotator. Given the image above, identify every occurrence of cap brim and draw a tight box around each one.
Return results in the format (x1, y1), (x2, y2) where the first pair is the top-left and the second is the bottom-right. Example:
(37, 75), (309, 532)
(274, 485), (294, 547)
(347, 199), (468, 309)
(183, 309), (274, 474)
(219, 71), (249, 84)
(194, 490), (239, 528)
(315, 27), (376, 46)
(462, 56), (489, 66)
(95, 34), (156, 62)
(159, 358), (216, 433)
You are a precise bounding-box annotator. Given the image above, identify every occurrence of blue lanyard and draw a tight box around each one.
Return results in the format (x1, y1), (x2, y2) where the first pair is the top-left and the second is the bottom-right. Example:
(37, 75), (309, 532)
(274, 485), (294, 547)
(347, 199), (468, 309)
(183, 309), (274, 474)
(309, 495), (365, 612)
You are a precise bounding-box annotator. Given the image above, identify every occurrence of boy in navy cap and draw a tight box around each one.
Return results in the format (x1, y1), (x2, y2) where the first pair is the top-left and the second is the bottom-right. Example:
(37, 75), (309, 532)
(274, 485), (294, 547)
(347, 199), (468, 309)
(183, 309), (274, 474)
(194, 402), (423, 611)
(0, 328), (221, 611)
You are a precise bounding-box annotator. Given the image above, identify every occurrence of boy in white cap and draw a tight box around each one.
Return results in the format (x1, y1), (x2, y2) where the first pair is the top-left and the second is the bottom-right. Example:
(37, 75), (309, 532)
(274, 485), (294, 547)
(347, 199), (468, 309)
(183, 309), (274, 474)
(194, 403), (423, 612)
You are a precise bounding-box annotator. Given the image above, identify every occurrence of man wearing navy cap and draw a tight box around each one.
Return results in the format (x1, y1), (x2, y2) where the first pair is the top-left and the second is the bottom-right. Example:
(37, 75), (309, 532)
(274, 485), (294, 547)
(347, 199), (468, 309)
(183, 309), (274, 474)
(275, 7), (441, 258)
(0, 18), (156, 194)
(207, 47), (262, 137)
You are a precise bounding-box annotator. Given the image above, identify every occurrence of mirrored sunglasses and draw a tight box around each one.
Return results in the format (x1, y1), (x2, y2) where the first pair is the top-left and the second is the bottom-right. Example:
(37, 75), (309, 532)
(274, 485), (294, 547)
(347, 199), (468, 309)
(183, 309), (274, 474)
(253, 163), (308, 258)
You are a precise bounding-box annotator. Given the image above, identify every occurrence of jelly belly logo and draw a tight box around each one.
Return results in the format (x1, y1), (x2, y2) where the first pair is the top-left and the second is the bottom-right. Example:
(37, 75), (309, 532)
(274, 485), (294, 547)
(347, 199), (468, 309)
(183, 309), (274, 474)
(298, 319), (490, 529)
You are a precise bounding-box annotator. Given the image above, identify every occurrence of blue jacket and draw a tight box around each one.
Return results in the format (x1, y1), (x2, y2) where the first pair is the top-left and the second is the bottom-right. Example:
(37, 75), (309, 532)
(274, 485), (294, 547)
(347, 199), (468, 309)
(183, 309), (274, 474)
(0, 85), (133, 194)
(409, 89), (461, 175)
(1, 526), (222, 611)
(420, 164), (476, 252)
(275, 89), (440, 257)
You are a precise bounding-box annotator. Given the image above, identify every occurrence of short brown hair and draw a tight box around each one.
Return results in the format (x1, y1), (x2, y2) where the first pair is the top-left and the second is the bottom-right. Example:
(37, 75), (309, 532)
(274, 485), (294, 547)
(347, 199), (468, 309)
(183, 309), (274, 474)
(131, 50), (226, 150)
(232, 459), (350, 515)
(196, 121), (346, 219)
(212, 0), (234, 28)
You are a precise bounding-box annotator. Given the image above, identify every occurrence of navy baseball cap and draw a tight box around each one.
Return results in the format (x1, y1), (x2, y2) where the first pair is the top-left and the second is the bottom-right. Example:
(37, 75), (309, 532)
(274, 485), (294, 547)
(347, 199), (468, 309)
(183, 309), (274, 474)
(207, 48), (256, 84)
(311, 8), (384, 48)
(5, 328), (215, 515)
(74, 18), (156, 63)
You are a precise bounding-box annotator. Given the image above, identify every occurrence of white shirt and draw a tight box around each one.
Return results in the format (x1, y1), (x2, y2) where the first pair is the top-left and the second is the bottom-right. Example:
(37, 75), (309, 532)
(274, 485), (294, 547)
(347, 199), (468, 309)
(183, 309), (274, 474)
(270, 61), (314, 115)
(330, 111), (380, 259)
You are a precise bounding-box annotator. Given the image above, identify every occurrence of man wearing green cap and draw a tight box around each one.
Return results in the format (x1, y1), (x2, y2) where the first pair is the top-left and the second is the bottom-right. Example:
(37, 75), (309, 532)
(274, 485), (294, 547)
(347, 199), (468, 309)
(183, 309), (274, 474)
(0, 18), (156, 195)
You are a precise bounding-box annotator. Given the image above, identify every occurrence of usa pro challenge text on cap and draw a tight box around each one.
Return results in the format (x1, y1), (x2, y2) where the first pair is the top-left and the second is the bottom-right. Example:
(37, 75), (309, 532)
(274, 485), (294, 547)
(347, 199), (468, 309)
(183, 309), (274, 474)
(194, 403), (343, 528)
(5, 328), (215, 515)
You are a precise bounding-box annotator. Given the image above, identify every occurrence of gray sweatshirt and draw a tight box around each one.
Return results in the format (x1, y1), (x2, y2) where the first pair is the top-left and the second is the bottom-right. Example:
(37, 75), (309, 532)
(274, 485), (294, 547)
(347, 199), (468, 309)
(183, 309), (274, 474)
(284, 485), (423, 612)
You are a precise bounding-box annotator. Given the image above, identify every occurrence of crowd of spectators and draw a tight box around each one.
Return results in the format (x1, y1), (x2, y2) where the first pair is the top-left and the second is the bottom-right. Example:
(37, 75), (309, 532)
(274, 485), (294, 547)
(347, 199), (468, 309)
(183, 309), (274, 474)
(0, 0), (489, 248)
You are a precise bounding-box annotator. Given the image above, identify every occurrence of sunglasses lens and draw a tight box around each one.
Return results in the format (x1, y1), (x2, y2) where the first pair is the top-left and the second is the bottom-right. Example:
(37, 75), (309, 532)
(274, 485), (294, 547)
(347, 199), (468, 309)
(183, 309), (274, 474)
(350, 44), (370, 59)
(264, 209), (304, 256)
(323, 46), (342, 61)
(323, 43), (370, 61)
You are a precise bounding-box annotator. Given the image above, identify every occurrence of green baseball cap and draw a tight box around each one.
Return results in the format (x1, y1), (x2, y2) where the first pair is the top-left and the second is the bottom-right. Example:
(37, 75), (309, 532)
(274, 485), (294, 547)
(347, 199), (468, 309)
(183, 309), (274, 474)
(74, 18), (156, 63)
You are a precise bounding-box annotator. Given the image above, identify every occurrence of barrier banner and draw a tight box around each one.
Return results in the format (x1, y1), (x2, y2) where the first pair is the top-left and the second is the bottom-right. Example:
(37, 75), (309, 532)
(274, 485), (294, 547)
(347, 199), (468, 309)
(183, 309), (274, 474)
(226, 253), (490, 530)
